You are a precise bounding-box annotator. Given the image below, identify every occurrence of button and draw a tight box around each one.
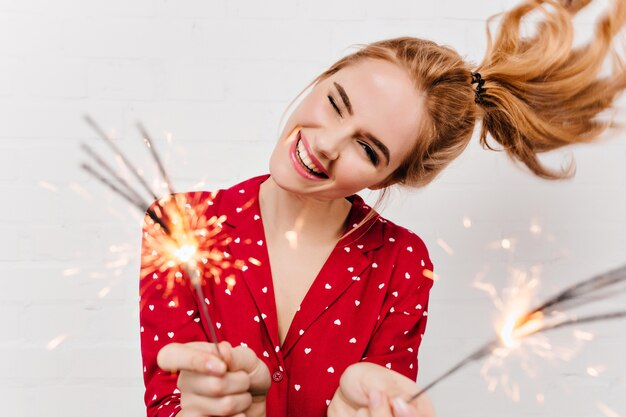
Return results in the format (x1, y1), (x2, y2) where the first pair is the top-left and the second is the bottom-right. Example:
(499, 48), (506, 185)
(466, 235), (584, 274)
(272, 371), (283, 382)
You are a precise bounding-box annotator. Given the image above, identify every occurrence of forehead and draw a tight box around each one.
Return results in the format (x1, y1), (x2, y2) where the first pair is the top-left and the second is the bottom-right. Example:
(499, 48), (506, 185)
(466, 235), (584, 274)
(327, 59), (425, 164)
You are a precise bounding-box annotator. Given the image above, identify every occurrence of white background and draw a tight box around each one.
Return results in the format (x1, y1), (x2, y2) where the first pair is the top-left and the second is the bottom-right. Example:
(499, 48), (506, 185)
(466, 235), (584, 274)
(0, 0), (625, 416)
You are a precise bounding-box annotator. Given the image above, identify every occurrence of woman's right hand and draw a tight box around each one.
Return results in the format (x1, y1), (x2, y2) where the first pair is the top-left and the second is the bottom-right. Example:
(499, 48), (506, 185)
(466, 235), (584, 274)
(355, 390), (424, 417)
(157, 341), (271, 417)
(329, 362), (435, 417)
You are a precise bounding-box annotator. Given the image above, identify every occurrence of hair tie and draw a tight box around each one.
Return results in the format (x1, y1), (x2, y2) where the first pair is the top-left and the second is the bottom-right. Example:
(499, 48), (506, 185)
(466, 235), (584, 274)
(471, 71), (487, 104)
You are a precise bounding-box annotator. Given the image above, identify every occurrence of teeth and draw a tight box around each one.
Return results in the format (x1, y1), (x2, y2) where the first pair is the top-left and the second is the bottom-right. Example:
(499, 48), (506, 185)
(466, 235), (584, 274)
(297, 138), (323, 174)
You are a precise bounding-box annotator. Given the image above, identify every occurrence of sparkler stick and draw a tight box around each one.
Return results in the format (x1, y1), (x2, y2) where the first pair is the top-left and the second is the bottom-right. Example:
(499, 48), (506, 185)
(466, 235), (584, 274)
(182, 264), (222, 353)
(141, 196), (226, 359)
(84, 115), (161, 201)
(522, 310), (626, 335)
(82, 115), (228, 358)
(80, 163), (170, 234)
(137, 122), (176, 194)
(520, 264), (626, 324)
(134, 124), (211, 352)
(136, 122), (193, 238)
(409, 263), (626, 401)
(411, 341), (498, 399)
(81, 143), (149, 208)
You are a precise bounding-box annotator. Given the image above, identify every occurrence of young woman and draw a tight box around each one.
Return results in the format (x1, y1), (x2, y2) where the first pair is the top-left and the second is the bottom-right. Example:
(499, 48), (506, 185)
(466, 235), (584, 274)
(140, 0), (626, 416)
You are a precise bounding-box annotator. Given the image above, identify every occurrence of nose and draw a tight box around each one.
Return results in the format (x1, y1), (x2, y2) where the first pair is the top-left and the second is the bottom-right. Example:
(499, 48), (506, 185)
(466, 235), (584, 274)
(311, 126), (352, 161)
(313, 137), (339, 161)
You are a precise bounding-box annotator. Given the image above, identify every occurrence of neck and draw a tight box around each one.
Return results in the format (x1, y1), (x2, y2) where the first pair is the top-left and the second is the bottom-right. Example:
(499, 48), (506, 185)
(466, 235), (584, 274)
(258, 177), (352, 243)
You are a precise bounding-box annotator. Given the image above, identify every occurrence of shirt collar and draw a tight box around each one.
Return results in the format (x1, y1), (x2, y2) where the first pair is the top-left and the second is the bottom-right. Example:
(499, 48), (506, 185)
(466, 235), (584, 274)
(218, 174), (384, 252)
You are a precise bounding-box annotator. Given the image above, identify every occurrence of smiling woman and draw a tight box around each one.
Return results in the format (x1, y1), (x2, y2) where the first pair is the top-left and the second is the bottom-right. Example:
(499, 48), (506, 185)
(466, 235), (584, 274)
(268, 58), (424, 202)
(139, 1), (626, 416)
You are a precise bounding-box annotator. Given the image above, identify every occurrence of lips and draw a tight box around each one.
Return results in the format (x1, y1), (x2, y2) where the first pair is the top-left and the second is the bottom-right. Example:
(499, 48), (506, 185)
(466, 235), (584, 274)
(288, 130), (328, 181)
(297, 132), (329, 177)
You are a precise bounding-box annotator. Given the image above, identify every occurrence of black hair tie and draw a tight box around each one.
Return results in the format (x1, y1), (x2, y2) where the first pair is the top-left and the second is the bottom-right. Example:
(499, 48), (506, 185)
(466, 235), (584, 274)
(471, 71), (487, 105)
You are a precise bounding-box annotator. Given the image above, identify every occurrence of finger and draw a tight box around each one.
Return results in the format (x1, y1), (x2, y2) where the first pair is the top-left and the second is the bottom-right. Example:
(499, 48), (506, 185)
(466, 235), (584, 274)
(341, 363), (415, 407)
(391, 397), (419, 417)
(368, 390), (392, 417)
(229, 346), (271, 394)
(355, 408), (371, 417)
(180, 369), (251, 397)
(338, 364), (370, 407)
(178, 340), (233, 356)
(157, 342), (232, 375)
(227, 345), (263, 373)
(409, 393), (437, 417)
(180, 391), (252, 416)
(357, 363), (422, 400)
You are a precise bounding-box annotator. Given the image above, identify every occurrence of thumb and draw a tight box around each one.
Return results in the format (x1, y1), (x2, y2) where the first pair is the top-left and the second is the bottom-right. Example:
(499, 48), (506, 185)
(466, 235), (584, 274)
(409, 391), (437, 417)
(229, 345), (271, 396)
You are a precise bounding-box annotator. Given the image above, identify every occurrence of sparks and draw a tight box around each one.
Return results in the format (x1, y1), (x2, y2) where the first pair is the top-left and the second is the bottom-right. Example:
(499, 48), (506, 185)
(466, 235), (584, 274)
(46, 334), (68, 351)
(409, 263), (626, 402)
(462, 216), (472, 228)
(81, 116), (260, 357)
(139, 193), (240, 301)
(174, 244), (197, 263)
(436, 238), (454, 255)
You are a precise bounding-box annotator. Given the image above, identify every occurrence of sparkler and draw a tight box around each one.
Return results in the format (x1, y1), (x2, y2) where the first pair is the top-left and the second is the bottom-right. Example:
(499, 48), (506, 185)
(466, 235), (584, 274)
(80, 115), (244, 357)
(80, 115), (624, 402)
(409, 263), (626, 401)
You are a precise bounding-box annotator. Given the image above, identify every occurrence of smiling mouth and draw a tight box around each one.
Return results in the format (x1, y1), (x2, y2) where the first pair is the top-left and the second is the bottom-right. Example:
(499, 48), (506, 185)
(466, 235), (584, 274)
(295, 137), (328, 179)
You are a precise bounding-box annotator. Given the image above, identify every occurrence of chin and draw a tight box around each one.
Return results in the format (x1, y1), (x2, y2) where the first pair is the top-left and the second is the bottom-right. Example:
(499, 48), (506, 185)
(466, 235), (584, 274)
(269, 167), (311, 197)
(267, 152), (300, 193)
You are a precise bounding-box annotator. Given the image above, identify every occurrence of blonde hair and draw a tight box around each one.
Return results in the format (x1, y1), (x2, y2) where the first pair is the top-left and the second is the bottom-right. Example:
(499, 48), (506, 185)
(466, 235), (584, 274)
(279, 0), (626, 239)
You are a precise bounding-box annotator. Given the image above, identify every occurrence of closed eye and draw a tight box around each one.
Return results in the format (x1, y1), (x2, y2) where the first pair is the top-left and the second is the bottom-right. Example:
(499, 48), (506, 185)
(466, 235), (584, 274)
(331, 83), (391, 167)
(328, 95), (379, 166)
(328, 95), (342, 117)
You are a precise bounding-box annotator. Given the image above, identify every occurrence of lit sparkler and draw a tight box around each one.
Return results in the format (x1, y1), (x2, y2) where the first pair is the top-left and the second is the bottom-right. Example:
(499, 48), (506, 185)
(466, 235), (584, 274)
(410, 263), (626, 401)
(80, 115), (247, 356)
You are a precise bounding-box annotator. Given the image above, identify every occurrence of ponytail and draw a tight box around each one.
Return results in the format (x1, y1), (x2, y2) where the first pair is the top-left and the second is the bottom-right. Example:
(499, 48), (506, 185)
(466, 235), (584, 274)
(475, 0), (626, 179)
(281, 0), (626, 239)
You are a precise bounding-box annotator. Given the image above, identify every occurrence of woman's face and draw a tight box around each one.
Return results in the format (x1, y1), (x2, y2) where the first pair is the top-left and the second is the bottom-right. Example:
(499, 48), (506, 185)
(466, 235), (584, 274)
(269, 58), (426, 200)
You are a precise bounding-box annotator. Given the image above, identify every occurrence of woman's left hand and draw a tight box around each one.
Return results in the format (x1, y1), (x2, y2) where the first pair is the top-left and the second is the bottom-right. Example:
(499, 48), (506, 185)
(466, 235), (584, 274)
(328, 362), (435, 417)
(354, 389), (419, 417)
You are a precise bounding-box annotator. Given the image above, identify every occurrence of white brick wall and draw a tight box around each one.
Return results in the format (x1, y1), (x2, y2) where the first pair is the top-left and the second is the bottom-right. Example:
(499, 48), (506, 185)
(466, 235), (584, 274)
(1, 0), (624, 415)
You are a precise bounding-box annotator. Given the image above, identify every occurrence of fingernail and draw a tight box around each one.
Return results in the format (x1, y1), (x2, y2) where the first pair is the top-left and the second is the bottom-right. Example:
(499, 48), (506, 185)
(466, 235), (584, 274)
(369, 389), (382, 407)
(392, 397), (411, 417)
(205, 360), (225, 373)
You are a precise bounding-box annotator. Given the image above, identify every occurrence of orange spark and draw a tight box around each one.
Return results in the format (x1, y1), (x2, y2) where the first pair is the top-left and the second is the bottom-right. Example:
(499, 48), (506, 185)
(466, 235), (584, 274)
(139, 192), (256, 311)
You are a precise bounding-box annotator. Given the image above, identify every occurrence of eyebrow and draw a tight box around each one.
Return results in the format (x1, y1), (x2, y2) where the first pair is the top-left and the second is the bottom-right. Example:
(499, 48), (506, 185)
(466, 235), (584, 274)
(333, 82), (391, 166)
(334, 82), (354, 116)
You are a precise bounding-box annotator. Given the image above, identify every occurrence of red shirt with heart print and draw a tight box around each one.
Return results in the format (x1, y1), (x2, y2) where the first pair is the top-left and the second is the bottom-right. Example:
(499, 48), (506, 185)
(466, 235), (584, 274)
(140, 174), (434, 417)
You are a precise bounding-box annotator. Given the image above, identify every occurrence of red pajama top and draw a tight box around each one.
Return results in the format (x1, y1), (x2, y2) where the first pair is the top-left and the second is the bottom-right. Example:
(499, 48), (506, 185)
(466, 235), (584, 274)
(140, 174), (435, 417)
